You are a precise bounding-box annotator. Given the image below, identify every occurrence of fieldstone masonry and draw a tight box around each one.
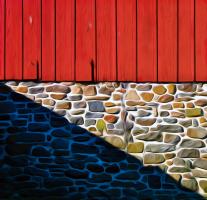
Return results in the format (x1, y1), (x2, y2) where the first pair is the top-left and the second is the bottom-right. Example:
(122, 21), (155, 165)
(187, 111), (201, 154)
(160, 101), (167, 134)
(1, 81), (207, 199)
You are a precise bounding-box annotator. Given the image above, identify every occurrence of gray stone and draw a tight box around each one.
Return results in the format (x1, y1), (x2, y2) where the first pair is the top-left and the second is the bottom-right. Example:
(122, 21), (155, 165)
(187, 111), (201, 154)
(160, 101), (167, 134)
(107, 130), (124, 136)
(146, 144), (175, 153)
(85, 112), (104, 118)
(157, 125), (184, 133)
(180, 139), (205, 148)
(73, 101), (86, 108)
(193, 158), (207, 170)
(136, 132), (162, 141)
(29, 87), (44, 94)
(137, 110), (151, 117)
(88, 101), (105, 112)
(69, 116), (84, 125)
(163, 118), (177, 124)
(178, 149), (200, 158)
(67, 95), (82, 101)
(173, 158), (185, 166)
(179, 119), (192, 128)
(85, 119), (96, 127)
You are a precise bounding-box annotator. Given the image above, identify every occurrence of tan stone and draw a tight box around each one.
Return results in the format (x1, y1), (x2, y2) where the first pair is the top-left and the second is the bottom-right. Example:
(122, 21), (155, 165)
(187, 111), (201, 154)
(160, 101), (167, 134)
(43, 99), (55, 106)
(50, 93), (66, 100)
(144, 154), (165, 164)
(104, 102), (116, 107)
(171, 111), (185, 118)
(173, 102), (184, 108)
(136, 118), (156, 126)
(169, 174), (181, 182)
(153, 85), (167, 95)
(140, 92), (154, 102)
(83, 85), (97, 96)
(185, 108), (203, 117)
(16, 86), (28, 93)
(195, 99), (207, 107)
(104, 115), (118, 123)
(105, 136), (126, 149)
(113, 93), (122, 101)
(175, 97), (194, 102)
(158, 94), (174, 103)
(166, 160), (173, 166)
(99, 86), (114, 95)
(164, 153), (176, 160)
(126, 101), (139, 106)
(56, 102), (71, 109)
(125, 90), (140, 100)
(106, 108), (120, 114)
(167, 84), (176, 94)
(187, 127), (207, 139)
(186, 102), (194, 108)
(71, 85), (83, 94)
(70, 110), (84, 115)
(127, 142), (144, 153)
(85, 96), (110, 101)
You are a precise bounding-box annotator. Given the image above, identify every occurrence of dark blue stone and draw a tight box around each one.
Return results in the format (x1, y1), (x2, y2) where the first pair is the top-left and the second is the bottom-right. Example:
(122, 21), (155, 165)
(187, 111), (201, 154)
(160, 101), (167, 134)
(51, 138), (69, 149)
(32, 146), (51, 157)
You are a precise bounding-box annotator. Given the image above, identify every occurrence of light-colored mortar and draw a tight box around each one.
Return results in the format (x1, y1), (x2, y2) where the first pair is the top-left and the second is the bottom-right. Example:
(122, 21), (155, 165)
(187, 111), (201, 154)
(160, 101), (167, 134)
(5, 81), (207, 197)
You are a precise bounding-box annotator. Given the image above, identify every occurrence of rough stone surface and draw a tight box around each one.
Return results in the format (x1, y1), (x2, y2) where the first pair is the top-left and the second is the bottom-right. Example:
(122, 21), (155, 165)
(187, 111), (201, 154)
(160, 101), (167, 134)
(2, 82), (207, 198)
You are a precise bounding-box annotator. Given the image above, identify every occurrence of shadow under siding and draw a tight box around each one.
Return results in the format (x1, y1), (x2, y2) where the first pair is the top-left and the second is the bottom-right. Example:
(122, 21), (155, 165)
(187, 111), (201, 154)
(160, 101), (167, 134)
(0, 83), (205, 200)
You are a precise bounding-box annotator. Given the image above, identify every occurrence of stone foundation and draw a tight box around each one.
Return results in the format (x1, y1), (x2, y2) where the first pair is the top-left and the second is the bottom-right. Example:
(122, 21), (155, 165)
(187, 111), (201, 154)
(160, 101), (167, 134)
(2, 81), (207, 198)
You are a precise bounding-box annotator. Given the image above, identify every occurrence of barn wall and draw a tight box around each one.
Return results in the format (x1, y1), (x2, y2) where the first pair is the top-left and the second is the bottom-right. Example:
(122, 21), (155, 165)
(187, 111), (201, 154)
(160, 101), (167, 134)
(1, 0), (207, 82)
(2, 81), (207, 197)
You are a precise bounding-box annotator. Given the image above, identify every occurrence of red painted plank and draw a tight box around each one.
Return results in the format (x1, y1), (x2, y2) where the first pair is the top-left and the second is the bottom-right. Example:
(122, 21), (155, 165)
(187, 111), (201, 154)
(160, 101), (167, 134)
(178, 0), (194, 82)
(56, 0), (74, 81)
(137, 0), (157, 82)
(0, 0), (4, 79)
(42, 0), (55, 81)
(96, 0), (116, 81)
(23, 0), (41, 79)
(196, 0), (207, 81)
(5, 0), (22, 79)
(158, 0), (177, 82)
(117, 0), (136, 81)
(76, 0), (95, 81)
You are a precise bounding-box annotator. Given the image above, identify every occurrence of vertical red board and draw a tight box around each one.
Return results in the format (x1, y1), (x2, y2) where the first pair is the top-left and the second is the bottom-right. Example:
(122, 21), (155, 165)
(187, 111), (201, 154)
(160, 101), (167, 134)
(178, 0), (194, 82)
(196, 0), (207, 81)
(117, 0), (136, 81)
(56, 0), (74, 81)
(23, 0), (41, 79)
(5, 0), (22, 79)
(158, 0), (177, 82)
(137, 0), (157, 82)
(0, 0), (4, 79)
(42, 0), (55, 81)
(76, 0), (95, 81)
(96, 0), (116, 81)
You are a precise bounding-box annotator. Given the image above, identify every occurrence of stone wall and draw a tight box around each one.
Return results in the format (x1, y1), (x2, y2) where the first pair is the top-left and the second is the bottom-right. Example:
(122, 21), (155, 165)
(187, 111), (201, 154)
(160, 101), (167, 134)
(2, 81), (207, 198)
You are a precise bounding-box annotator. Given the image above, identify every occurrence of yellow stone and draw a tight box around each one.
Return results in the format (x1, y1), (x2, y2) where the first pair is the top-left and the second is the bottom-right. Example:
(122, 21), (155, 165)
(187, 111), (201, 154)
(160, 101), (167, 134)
(167, 84), (176, 94)
(200, 180), (207, 193)
(140, 92), (154, 102)
(127, 142), (144, 153)
(153, 85), (167, 95)
(200, 117), (207, 124)
(185, 108), (203, 117)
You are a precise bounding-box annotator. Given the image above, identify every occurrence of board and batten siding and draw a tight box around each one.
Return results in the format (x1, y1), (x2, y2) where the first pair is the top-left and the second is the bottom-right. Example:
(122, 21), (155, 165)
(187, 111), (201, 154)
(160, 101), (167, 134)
(0, 0), (207, 82)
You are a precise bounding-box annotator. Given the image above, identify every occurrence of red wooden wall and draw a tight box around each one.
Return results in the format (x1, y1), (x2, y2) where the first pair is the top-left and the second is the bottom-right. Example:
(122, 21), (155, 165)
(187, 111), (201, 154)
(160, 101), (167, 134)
(0, 0), (207, 82)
